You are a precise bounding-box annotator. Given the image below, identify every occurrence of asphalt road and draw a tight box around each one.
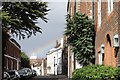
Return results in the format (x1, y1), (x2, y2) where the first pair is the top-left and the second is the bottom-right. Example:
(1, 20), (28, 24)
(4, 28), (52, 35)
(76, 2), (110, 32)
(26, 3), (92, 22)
(29, 75), (70, 80)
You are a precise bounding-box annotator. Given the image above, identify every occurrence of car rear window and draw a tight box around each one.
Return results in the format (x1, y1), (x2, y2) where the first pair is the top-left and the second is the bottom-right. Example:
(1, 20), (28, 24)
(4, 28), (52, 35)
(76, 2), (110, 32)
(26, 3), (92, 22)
(8, 71), (15, 75)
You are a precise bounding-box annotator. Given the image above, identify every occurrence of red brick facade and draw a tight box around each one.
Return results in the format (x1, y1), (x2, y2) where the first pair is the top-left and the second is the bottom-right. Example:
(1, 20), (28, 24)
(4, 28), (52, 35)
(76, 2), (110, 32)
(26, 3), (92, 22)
(94, 2), (120, 67)
(76, 2), (93, 18)
(4, 39), (21, 70)
(67, 0), (93, 78)
(67, 1), (120, 67)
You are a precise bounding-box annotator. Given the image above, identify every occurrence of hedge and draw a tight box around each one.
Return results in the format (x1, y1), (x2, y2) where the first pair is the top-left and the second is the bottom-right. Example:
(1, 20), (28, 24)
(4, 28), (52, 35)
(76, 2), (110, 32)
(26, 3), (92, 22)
(72, 65), (120, 80)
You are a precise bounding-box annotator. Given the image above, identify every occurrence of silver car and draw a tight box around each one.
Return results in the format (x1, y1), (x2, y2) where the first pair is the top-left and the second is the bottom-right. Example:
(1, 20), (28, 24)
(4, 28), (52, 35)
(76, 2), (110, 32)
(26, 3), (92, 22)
(21, 68), (33, 78)
(18, 69), (29, 78)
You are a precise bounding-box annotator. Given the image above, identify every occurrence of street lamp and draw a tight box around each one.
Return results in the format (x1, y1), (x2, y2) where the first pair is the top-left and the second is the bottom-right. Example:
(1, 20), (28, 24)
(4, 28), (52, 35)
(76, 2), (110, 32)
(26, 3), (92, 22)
(54, 56), (55, 75)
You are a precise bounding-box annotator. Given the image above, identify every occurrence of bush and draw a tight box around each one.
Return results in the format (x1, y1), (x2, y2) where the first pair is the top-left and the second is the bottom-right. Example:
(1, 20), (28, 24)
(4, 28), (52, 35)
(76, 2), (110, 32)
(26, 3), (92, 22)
(72, 65), (119, 80)
(116, 67), (120, 79)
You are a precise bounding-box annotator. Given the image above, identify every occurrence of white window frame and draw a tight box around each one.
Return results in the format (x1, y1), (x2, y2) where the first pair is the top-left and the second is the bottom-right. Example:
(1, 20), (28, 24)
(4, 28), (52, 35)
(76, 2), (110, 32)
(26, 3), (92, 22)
(11, 60), (13, 70)
(99, 53), (102, 65)
(108, 0), (113, 14)
(99, 53), (104, 65)
(70, 4), (73, 15)
(98, 0), (101, 28)
(99, 44), (104, 65)
(7, 58), (8, 69)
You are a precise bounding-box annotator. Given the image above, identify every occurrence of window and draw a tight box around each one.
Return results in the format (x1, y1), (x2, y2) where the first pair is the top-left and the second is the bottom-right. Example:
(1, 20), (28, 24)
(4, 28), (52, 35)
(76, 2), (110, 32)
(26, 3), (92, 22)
(98, 0), (101, 28)
(7, 58), (8, 69)
(99, 53), (104, 65)
(11, 60), (13, 70)
(70, 4), (73, 15)
(114, 34), (119, 47)
(102, 53), (104, 64)
(108, 0), (113, 13)
(99, 44), (105, 65)
(99, 53), (102, 65)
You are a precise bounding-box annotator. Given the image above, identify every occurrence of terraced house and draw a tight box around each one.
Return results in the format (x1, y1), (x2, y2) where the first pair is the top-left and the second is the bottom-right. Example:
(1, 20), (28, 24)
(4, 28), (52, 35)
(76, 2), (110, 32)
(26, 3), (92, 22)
(4, 38), (21, 70)
(67, 0), (93, 78)
(67, 1), (120, 79)
(94, 1), (120, 67)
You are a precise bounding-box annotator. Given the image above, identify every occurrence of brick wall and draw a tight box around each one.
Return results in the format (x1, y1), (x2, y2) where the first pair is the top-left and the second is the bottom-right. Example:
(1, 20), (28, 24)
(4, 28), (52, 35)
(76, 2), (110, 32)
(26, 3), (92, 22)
(76, 2), (92, 18)
(67, 0), (76, 78)
(5, 40), (21, 59)
(67, 1), (93, 78)
(118, 1), (120, 67)
(4, 39), (21, 70)
(0, 28), (2, 80)
(95, 2), (120, 67)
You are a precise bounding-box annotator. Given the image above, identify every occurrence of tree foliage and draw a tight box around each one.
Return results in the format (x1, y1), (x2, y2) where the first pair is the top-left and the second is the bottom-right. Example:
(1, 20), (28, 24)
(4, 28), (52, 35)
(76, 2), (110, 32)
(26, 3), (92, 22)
(20, 52), (31, 68)
(1, 2), (50, 39)
(1, 2), (49, 76)
(65, 13), (95, 66)
(72, 65), (119, 80)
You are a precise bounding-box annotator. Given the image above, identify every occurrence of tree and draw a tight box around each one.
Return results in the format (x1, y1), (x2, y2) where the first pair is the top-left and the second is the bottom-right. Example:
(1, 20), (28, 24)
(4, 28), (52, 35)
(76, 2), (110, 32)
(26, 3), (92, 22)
(20, 52), (31, 68)
(2, 2), (50, 39)
(1, 2), (49, 77)
(65, 13), (95, 66)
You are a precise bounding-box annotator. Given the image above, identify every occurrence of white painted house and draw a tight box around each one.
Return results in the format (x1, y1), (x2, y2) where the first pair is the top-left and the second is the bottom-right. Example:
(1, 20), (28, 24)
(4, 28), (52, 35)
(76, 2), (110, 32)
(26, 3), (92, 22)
(47, 38), (64, 75)
(47, 36), (82, 77)
(30, 56), (47, 76)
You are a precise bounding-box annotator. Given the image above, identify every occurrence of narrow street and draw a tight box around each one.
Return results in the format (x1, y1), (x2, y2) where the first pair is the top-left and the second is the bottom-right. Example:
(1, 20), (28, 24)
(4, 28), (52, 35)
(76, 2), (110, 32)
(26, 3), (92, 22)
(2, 1), (120, 80)
(29, 75), (69, 80)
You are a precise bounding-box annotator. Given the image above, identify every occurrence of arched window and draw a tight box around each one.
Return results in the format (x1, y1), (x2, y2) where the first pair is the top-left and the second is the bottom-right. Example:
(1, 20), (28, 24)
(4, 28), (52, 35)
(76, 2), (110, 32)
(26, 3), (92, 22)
(106, 34), (112, 46)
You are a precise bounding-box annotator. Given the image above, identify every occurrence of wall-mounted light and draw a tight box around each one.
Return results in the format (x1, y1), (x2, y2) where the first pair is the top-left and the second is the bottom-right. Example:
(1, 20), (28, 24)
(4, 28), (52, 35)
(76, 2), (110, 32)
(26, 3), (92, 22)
(113, 34), (119, 47)
(100, 44), (104, 53)
(113, 34), (119, 57)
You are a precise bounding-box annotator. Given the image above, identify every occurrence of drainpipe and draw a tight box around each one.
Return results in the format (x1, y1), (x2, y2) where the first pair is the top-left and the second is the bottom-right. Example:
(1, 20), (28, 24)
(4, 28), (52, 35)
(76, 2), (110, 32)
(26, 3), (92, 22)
(0, 2), (2, 80)
(68, 46), (70, 78)
(74, 0), (76, 15)
(72, 0), (76, 71)
(92, 0), (94, 19)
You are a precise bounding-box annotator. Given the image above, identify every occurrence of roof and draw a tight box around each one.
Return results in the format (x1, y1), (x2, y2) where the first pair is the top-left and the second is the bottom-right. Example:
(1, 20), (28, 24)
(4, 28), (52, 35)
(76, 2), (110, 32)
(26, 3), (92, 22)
(10, 38), (21, 48)
(30, 58), (47, 67)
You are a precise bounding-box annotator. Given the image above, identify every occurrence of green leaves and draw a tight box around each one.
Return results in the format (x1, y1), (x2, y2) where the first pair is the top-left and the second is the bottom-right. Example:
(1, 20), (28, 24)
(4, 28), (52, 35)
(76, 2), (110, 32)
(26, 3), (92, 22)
(65, 12), (95, 66)
(72, 65), (120, 80)
(20, 52), (31, 68)
(0, 11), (11, 27)
(2, 2), (50, 39)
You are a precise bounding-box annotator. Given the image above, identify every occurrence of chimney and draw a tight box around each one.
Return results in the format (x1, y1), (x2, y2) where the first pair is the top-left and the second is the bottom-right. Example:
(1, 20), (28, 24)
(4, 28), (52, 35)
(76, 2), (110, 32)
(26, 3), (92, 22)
(56, 40), (58, 46)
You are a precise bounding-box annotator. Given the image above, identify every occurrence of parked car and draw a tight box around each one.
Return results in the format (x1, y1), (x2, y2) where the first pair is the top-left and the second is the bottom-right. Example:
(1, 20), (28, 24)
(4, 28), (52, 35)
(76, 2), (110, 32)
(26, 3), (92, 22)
(32, 70), (37, 76)
(18, 69), (29, 79)
(21, 68), (32, 78)
(7, 70), (20, 80)
(3, 72), (10, 80)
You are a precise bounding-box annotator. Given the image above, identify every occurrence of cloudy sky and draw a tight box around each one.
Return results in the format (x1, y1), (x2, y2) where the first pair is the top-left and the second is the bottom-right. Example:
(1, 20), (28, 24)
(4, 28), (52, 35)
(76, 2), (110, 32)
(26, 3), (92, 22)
(15, 1), (68, 58)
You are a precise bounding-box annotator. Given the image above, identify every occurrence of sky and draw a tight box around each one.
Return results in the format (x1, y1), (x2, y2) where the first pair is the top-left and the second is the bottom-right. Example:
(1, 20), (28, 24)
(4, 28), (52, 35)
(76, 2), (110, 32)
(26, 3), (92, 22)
(15, 1), (68, 58)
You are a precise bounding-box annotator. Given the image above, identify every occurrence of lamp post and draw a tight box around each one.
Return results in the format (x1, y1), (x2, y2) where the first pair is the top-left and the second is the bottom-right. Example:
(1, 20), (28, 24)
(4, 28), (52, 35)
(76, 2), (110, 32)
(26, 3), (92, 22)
(54, 56), (55, 75)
